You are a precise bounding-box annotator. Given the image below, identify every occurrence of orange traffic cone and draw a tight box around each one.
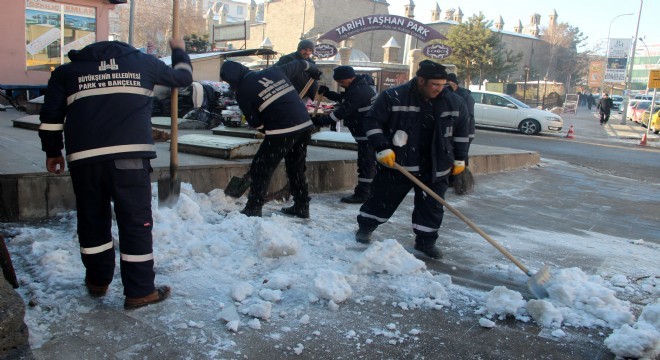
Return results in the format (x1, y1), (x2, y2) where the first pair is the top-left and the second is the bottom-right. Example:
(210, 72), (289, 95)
(639, 133), (648, 146)
(565, 125), (575, 139)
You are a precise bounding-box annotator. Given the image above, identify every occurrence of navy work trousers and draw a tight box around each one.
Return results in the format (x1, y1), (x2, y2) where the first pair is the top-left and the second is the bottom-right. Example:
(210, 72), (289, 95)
(247, 128), (312, 206)
(357, 167), (449, 245)
(70, 158), (155, 298)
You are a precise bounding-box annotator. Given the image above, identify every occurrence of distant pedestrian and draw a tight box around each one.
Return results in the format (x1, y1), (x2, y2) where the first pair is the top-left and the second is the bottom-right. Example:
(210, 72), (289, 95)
(39, 39), (193, 309)
(597, 93), (614, 125)
(313, 66), (378, 203)
(587, 93), (595, 110)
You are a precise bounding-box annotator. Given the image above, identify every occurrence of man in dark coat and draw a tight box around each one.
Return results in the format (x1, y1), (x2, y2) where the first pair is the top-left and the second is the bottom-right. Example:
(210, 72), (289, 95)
(39, 39), (193, 309)
(220, 60), (321, 218)
(587, 93), (595, 110)
(355, 60), (470, 259)
(597, 93), (614, 125)
(275, 39), (318, 100)
(313, 66), (378, 203)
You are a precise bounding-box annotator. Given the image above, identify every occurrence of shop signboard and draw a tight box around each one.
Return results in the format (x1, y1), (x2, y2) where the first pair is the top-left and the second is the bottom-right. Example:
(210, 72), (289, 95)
(313, 44), (337, 59)
(318, 15), (445, 43)
(422, 43), (452, 60)
(378, 70), (409, 90)
(213, 22), (247, 42)
(604, 38), (631, 83)
(563, 94), (579, 114)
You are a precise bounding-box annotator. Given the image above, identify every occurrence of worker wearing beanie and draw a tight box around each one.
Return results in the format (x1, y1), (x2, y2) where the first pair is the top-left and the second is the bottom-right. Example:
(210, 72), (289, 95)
(312, 65), (378, 203)
(275, 39), (318, 100)
(355, 60), (470, 260)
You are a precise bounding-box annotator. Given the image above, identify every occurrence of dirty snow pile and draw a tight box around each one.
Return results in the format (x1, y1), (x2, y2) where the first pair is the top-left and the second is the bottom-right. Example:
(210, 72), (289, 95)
(3, 183), (658, 357)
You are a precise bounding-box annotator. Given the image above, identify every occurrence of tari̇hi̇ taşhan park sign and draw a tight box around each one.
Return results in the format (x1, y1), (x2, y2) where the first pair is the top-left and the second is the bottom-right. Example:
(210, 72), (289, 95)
(318, 14), (446, 43)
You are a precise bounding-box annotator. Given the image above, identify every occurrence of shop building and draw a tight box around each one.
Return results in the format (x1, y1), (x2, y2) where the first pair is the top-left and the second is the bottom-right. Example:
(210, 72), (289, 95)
(0, 0), (119, 88)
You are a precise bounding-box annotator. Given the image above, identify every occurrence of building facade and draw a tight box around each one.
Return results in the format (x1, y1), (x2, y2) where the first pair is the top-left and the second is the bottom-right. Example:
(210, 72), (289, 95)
(1, 0), (117, 86)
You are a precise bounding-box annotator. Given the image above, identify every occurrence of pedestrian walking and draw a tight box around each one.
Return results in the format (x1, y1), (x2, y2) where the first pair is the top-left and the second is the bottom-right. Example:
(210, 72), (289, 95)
(313, 66), (378, 203)
(220, 60), (321, 218)
(354, 60), (470, 259)
(587, 93), (595, 110)
(39, 39), (193, 308)
(597, 93), (614, 124)
(275, 39), (318, 101)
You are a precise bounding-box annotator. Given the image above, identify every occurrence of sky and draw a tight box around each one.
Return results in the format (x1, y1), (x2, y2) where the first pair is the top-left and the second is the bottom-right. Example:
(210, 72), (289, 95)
(4, 157), (659, 358)
(387, 0), (659, 53)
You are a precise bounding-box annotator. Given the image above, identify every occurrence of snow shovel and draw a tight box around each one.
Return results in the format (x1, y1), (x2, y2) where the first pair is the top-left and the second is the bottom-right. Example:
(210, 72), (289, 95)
(158, 0), (181, 208)
(224, 78), (316, 198)
(392, 162), (550, 299)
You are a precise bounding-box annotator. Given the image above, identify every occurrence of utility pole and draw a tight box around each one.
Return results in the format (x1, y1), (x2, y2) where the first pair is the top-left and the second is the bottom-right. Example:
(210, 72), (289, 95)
(621, 1), (643, 125)
(128, 0), (135, 46)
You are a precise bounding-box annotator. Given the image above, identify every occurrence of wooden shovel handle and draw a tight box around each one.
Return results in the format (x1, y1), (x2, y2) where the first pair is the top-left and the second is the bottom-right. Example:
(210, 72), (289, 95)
(392, 163), (532, 275)
(170, 0), (180, 173)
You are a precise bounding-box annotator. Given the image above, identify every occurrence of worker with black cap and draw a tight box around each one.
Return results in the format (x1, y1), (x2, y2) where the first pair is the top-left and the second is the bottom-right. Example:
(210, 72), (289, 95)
(446, 73), (475, 144)
(313, 65), (378, 203)
(275, 39), (318, 100)
(354, 60), (470, 260)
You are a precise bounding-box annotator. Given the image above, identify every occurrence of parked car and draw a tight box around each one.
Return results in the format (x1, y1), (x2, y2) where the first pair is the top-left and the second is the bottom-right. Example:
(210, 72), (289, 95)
(631, 101), (652, 123)
(624, 99), (642, 120)
(470, 90), (563, 135)
(640, 106), (660, 128)
(611, 95), (623, 113)
(650, 111), (660, 134)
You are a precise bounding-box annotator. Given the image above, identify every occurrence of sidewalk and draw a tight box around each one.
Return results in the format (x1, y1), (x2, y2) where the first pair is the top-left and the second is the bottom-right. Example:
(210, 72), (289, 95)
(560, 106), (659, 146)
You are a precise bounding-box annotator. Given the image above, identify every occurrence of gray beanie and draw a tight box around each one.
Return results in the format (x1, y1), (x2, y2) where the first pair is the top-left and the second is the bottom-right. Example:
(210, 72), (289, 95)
(297, 40), (315, 51)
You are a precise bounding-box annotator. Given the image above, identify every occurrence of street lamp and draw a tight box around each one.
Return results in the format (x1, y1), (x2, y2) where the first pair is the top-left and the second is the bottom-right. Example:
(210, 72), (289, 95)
(600, 13), (634, 96)
(523, 64), (529, 104)
(542, 76), (549, 109)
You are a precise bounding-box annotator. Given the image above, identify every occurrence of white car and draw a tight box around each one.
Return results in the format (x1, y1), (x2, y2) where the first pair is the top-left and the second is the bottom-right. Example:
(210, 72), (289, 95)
(611, 95), (623, 113)
(470, 90), (564, 135)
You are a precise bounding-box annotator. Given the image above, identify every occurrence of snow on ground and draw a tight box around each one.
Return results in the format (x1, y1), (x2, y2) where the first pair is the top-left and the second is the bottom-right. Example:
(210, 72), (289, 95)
(4, 181), (659, 358)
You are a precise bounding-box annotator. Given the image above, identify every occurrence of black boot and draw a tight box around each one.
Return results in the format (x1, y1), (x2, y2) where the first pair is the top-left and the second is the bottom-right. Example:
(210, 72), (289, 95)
(340, 193), (369, 204)
(280, 202), (309, 219)
(355, 228), (374, 244)
(414, 243), (443, 259)
(240, 202), (262, 217)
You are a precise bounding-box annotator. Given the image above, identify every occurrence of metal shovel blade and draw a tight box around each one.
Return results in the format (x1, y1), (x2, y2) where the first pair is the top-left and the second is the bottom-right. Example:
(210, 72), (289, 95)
(158, 175), (181, 208)
(224, 175), (251, 198)
(527, 265), (551, 299)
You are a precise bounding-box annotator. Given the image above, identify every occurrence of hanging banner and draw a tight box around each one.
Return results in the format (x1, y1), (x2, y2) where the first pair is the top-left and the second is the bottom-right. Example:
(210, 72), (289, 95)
(318, 15), (446, 43)
(604, 38), (631, 83)
(588, 61), (604, 88)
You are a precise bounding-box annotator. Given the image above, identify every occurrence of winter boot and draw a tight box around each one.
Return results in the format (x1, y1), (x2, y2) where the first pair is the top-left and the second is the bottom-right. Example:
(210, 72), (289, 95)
(414, 243), (443, 259)
(240, 204), (262, 217)
(355, 228), (373, 244)
(280, 202), (309, 219)
(340, 193), (369, 204)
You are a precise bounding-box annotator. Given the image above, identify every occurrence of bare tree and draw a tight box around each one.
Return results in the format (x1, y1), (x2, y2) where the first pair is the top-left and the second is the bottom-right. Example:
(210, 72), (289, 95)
(110, 0), (206, 55)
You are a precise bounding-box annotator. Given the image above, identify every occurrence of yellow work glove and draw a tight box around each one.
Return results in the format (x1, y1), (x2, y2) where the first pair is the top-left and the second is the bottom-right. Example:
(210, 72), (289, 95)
(451, 160), (465, 175)
(376, 149), (396, 168)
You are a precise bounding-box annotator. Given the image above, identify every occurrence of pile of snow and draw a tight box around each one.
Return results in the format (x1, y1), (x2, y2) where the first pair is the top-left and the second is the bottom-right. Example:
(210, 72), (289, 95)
(3, 182), (658, 356)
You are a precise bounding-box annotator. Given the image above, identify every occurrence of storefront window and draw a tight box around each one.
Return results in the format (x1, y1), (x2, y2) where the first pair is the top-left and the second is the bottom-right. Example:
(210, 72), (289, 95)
(25, 0), (96, 71)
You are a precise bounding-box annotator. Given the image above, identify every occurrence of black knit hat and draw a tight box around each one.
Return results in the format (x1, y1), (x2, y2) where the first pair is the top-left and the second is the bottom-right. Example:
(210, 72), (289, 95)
(416, 60), (448, 79)
(333, 66), (356, 80)
(446, 73), (459, 84)
(297, 40), (315, 51)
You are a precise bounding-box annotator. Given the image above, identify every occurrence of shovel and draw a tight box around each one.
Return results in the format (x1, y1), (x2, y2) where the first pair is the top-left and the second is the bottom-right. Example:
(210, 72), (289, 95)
(224, 78), (317, 198)
(158, 0), (181, 208)
(392, 162), (551, 299)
